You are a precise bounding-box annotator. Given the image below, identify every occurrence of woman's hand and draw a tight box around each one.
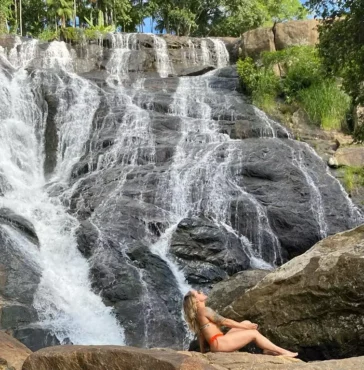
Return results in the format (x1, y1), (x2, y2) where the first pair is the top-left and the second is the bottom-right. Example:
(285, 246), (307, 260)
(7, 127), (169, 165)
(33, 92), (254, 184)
(244, 321), (258, 330)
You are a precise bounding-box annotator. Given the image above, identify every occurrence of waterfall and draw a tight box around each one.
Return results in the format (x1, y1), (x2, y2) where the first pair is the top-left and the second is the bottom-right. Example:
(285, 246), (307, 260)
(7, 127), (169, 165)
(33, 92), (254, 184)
(155, 72), (283, 267)
(107, 33), (138, 82)
(1, 34), (361, 350)
(0, 44), (125, 345)
(151, 35), (174, 78)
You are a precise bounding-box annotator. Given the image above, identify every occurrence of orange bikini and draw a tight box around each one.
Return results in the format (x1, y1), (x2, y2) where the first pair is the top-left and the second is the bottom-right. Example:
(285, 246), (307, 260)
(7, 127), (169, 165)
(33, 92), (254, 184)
(208, 333), (224, 346)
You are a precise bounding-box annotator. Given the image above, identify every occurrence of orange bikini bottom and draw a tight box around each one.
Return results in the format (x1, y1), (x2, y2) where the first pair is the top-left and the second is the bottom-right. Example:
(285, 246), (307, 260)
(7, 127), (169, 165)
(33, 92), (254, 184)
(208, 333), (224, 346)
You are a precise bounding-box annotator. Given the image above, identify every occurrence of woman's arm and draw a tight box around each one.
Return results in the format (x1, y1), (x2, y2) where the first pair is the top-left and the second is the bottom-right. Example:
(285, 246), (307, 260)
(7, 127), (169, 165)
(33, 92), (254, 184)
(205, 307), (258, 330)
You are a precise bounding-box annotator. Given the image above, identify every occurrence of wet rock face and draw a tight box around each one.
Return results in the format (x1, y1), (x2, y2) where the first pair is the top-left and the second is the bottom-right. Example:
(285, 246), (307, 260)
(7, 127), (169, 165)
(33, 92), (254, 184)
(0, 226), (39, 350)
(220, 224), (364, 361)
(170, 218), (251, 286)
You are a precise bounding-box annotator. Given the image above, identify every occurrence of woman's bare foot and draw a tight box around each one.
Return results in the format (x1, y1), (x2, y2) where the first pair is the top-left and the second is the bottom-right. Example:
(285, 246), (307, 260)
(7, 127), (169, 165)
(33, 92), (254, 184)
(280, 350), (299, 358)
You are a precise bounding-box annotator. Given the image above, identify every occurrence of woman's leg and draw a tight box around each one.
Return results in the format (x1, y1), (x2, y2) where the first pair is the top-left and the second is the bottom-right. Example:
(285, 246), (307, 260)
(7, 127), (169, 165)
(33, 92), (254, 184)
(212, 329), (298, 357)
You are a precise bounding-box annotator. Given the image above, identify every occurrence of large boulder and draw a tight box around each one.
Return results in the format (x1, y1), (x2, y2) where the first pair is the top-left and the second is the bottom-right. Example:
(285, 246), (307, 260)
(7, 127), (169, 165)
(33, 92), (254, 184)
(241, 27), (276, 59)
(0, 331), (31, 370)
(330, 146), (364, 167)
(207, 269), (269, 312)
(21, 346), (364, 370)
(274, 20), (319, 50)
(22, 346), (216, 370)
(220, 224), (364, 361)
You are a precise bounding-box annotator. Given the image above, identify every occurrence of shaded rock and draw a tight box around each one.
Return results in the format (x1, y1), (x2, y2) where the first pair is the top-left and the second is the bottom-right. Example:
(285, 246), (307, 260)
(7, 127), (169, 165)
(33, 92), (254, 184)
(170, 218), (250, 286)
(353, 105), (364, 133)
(0, 209), (38, 245)
(0, 228), (55, 352)
(241, 27), (276, 59)
(10, 327), (60, 353)
(22, 346), (216, 370)
(332, 146), (364, 167)
(178, 65), (215, 77)
(207, 269), (269, 312)
(274, 20), (319, 50)
(220, 224), (364, 361)
(0, 331), (31, 370)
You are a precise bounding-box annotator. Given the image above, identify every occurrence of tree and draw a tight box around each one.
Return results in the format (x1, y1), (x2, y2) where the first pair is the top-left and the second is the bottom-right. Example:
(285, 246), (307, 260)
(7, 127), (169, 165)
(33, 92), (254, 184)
(210, 0), (307, 36)
(307, 0), (364, 106)
(0, 0), (12, 33)
(46, 0), (73, 28)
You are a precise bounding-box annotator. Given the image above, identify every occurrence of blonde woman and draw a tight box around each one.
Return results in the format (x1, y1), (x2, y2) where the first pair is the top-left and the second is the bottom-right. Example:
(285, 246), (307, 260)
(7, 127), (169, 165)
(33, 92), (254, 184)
(183, 289), (298, 356)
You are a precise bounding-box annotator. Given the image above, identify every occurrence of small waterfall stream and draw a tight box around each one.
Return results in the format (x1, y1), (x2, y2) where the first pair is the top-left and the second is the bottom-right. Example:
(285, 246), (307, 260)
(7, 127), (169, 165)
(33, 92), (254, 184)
(0, 44), (125, 345)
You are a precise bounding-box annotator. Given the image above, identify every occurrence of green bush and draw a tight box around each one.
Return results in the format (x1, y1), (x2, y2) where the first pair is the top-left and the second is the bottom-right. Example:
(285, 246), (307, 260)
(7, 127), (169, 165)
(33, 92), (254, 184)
(342, 166), (364, 193)
(298, 80), (351, 130)
(61, 27), (85, 43)
(237, 46), (352, 130)
(262, 46), (323, 102)
(236, 57), (279, 112)
(37, 28), (60, 41)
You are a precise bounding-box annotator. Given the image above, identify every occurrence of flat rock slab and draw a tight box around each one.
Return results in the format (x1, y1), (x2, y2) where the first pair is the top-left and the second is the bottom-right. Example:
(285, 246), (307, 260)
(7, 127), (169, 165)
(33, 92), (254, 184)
(22, 346), (364, 370)
(333, 146), (364, 167)
(22, 346), (216, 370)
(0, 331), (31, 370)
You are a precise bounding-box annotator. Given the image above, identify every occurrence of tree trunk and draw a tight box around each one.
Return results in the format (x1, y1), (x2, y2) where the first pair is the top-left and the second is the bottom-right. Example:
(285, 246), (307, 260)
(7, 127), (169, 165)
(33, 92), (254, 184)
(19, 0), (22, 35)
(73, 0), (76, 27)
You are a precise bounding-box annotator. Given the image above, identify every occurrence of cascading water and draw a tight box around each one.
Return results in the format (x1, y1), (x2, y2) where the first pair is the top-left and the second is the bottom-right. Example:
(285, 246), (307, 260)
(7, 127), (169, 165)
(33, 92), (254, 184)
(0, 42), (125, 345)
(0, 33), (361, 350)
(155, 72), (284, 267)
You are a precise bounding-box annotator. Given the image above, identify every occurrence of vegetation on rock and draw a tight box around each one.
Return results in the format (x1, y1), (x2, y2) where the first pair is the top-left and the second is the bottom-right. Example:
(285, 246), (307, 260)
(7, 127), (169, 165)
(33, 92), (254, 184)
(237, 46), (352, 131)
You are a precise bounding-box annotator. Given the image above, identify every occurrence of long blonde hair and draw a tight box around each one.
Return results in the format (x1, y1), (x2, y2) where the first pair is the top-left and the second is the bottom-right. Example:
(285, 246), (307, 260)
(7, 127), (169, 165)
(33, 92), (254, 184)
(183, 291), (200, 334)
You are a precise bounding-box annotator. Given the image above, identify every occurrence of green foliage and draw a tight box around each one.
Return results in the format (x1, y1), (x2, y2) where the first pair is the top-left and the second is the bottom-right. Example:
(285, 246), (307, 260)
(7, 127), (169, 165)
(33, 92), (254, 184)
(237, 45), (352, 130)
(262, 46), (323, 101)
(237, 57), (280, 111)
(37, 28), (60, 41)
(342, 166), (364, 193)
(307, 0), (364, 105)
(298, 81), (351, 130)
(0, 0), (12, 34)
(209, 0), (307, 37)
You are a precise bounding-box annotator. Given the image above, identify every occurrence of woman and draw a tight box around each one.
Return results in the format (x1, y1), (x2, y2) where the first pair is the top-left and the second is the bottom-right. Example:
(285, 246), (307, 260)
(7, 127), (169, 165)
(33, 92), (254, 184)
(183, 289), (298, 356)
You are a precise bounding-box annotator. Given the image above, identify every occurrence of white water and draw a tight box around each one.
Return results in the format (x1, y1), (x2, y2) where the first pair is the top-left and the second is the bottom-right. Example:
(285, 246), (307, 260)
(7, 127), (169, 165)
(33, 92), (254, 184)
(208, 38), (230, 68)
(152, 35), (175, 78)
(155, 72), (283, 267)
(107, 33), (138, 82)
(0, 45), (124, 345)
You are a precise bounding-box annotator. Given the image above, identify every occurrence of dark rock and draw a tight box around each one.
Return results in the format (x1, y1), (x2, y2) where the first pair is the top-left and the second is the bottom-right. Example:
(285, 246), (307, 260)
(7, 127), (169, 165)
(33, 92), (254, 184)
(0, 209), (38, 245)
(170, 218), (250, 286)
(178, 65), (215, 77)
(11, 327), (60, 352)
